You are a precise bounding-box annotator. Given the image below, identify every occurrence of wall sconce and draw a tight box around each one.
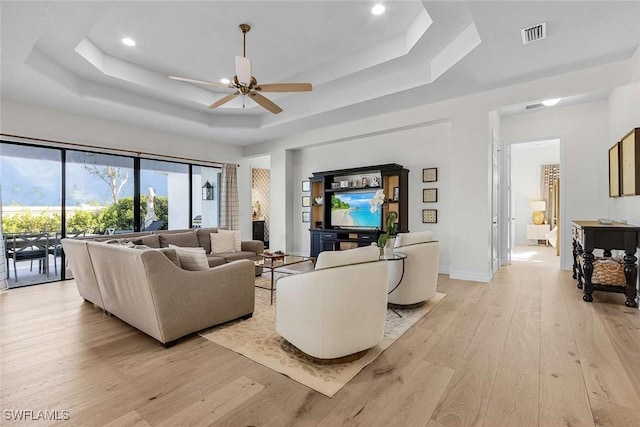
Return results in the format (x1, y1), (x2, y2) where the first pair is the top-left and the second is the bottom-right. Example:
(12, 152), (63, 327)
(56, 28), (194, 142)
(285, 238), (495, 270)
(202, 181), (214, 200)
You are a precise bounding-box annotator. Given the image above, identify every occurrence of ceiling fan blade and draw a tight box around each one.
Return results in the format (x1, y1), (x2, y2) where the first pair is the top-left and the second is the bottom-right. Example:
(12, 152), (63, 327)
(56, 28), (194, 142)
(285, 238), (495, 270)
(235, 56), (252, 86)
(169, 75), (232, 89)
(249, 92), (283, 114)
(208, 91), (240, 109)
(254, 83), (313, 92)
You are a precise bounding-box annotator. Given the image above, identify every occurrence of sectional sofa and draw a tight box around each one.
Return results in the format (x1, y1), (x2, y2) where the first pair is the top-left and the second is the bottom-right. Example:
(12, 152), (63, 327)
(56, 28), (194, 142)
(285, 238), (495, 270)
(62, 227), (263, 346)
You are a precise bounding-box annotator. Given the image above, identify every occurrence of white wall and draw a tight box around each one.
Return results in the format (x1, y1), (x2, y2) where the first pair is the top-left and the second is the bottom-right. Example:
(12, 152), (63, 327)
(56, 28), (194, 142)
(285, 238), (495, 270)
(167, 171), (190, 229)
(245, 59), (633, 282)
(608, 48), (640, 226)
(511, 142), (560, 245)
(292, 121), (452, 273)
(502, 101), (609, 269)
(0, 100), (242, 163)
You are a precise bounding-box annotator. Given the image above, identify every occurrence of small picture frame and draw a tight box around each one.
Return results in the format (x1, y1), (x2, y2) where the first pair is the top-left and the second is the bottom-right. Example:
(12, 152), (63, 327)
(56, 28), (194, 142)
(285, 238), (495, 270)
(302, 212), (310, 223)
(340, 180), (349, 188)
(302, 196), (310, 207)
(302, 181), (310, 192)
(609, 142), (620, 197)
(331, 182), (340, 189)
(423, 188), (438, 203)
(392, 186), (399, 201)
(371, 177), (380, 187)
(422, 209), (437, 224)
(423, 168), (438, 182)
(361, 177), (369, 187)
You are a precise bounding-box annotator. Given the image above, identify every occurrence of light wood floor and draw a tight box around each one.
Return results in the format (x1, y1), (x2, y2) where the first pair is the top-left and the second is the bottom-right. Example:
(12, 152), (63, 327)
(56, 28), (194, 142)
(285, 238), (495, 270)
(2, 263), (640, 426)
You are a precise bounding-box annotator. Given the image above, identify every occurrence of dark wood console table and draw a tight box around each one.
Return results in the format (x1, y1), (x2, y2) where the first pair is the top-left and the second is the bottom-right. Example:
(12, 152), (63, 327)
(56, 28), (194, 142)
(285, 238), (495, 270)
(571, 220), (640, 307)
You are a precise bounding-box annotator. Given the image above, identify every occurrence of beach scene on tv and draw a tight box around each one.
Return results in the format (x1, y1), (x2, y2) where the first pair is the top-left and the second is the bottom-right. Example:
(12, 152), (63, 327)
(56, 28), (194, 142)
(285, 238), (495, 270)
(331, 191), (382, 228)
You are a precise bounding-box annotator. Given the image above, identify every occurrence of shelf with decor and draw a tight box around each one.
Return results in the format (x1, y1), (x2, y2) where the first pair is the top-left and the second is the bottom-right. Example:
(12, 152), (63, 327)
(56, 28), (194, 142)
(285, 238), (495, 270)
(307, 164), (409, 257)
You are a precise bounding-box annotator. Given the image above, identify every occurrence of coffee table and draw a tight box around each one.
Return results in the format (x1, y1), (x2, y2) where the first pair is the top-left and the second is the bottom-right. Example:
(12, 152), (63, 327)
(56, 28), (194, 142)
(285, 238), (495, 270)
(255, 255), (313, 304)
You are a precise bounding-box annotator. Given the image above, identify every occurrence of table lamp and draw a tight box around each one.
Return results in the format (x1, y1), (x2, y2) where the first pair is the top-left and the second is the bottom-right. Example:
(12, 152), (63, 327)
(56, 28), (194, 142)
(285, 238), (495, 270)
(530, 200), (546, 225)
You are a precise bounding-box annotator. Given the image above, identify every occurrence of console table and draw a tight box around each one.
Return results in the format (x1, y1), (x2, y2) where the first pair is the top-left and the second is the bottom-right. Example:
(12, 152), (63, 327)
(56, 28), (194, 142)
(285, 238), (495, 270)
(571, 220), (640, 307)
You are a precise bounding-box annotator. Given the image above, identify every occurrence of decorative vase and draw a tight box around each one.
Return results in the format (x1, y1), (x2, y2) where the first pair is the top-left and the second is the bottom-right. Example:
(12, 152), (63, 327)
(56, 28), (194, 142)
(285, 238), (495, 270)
(384, 237), (396, 257)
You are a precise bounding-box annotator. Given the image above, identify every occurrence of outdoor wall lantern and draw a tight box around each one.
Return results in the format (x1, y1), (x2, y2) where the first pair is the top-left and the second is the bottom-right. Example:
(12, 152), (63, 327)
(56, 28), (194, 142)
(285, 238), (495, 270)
(202, 181), (214, 200)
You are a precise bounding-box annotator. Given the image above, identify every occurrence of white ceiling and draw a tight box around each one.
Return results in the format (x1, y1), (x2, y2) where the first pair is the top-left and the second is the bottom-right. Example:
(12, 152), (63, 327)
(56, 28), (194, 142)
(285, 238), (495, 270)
(1, 1), (639, 146)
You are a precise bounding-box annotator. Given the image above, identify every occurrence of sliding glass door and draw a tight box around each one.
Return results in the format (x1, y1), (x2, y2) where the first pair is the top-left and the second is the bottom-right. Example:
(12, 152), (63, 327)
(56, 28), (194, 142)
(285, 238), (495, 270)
(1, 140), (222, 287)
(0, 143), (62, 287)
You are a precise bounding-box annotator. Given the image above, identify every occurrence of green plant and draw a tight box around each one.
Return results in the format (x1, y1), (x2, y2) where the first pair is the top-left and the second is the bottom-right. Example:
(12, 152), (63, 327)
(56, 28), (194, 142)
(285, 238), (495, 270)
(378, 211), (398, 247)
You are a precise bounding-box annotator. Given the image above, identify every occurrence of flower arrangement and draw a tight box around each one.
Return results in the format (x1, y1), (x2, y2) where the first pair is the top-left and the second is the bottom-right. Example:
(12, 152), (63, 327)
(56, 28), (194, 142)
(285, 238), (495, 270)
(369, 189), (385, 213)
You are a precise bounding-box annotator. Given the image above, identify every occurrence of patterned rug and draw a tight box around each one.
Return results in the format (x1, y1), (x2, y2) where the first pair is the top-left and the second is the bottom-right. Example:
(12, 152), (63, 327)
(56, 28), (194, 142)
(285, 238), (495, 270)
(199, 281), (446, 397)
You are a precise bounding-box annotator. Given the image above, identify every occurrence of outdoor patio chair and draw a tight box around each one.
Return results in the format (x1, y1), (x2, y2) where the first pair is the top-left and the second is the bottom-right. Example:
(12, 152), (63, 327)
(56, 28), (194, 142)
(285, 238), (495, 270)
(5, 233), (50, 282)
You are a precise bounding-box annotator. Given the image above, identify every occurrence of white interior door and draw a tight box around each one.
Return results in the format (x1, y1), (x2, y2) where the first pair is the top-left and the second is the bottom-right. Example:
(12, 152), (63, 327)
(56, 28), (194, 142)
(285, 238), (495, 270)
(492, 131), (500, 274)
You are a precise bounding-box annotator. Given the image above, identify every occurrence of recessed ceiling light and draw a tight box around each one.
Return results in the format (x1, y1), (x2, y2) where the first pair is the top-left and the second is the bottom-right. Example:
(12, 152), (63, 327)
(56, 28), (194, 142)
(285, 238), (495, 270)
(542, 98), (561, 107)
(371, 4), (386, 15)
(220, 78), (230, 85)
(121, 37), (136, 47)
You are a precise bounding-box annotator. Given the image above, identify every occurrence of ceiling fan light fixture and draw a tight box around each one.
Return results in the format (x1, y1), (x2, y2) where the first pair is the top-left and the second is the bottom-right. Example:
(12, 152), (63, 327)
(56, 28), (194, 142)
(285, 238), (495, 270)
(542, 98), (561, 107)
(371, 4), (386, 15)
(121, 37), (136, 47)
(220, 78), (230, 85)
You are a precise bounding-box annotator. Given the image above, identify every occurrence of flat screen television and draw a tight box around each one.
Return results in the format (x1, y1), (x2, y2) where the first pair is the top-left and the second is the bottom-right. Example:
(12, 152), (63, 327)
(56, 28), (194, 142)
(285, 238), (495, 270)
(331, 191), (381, 229)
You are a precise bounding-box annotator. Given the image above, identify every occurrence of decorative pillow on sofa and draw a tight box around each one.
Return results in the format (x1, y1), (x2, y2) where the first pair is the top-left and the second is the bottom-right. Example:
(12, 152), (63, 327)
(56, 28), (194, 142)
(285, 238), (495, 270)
(315, 246), (380, 270)
(168, 244), (209, 271)
(218, 229), (241, 252)
(159, 231), (199, 248)
(210, 232), (235, 254)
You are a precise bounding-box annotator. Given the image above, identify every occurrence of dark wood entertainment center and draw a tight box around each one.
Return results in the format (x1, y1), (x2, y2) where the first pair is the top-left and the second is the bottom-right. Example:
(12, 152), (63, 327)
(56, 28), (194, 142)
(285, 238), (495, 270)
(308, 164), (409, 258)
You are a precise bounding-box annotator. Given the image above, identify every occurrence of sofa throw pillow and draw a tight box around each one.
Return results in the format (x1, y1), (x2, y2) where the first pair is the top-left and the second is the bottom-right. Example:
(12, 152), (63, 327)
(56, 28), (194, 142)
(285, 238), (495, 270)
(159, 231), (199, 248)
(315, 245), (380, 270)
(168, 244), (209, 271)
(210, 232), (235, 254)
(218, 229), (241, 252)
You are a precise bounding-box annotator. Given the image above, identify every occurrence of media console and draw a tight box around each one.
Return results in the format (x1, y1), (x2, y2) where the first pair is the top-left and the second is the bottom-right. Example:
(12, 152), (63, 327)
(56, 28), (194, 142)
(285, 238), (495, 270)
(308, 164), (409, 258)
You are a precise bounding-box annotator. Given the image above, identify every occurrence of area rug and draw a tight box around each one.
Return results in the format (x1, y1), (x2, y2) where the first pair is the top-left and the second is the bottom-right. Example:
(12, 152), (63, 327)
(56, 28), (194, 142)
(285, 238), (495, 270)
(199, 285), (446, 397)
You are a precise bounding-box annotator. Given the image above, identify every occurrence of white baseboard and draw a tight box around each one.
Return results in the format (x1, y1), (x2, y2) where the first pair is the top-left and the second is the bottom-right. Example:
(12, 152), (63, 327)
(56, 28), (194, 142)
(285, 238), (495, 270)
(438, 265), (450, 275)
(449, 270), (492, 283)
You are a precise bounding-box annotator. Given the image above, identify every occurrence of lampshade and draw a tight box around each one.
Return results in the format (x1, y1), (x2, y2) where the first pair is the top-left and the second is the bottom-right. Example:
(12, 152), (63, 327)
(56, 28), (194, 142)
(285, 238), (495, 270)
(530, 200), (546, 211)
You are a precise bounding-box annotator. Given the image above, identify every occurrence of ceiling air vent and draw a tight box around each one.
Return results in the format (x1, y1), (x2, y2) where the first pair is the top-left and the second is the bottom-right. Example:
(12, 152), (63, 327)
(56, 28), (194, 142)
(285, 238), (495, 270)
(525, 103), (544, 110)
(521, 22), (546, 44)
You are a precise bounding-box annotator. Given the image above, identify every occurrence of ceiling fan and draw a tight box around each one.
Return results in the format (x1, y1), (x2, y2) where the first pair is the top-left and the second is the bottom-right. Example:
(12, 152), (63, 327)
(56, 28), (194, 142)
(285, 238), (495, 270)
(169, 24), (312, 114)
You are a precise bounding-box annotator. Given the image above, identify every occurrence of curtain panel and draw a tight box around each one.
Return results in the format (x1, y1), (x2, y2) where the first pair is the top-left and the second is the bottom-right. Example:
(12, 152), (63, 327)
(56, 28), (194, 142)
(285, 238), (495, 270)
(220, 164), (239, 230)
(541, 164), (560, 226)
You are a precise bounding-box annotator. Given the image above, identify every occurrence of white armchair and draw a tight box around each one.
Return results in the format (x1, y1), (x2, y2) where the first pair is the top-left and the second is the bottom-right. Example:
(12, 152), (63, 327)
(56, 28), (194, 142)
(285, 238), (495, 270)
(388, 231), (439, 306)
(276, 246), (388, 361)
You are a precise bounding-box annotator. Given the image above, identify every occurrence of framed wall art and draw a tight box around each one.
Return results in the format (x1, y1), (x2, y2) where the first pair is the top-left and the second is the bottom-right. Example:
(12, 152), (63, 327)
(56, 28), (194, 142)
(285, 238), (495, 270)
(302, 181), (310, 192)
(423, 188), (438, 203)
(302, 212), (310, 223)
(621, 128), (640, 196)
(422, 168), (438, 182)
(422, 209), (437, 224)
(302, 196), (311, 207)
(609, 142), (620, 197)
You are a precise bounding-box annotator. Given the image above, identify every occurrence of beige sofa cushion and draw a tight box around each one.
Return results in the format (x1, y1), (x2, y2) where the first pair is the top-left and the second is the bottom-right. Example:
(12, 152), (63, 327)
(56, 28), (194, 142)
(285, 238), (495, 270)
(207, 256), (227, 268)
(315, 245), (380, 270)
(159, 231), (199, 248)
(169, 245), (209, 271)
(213, 251), (260, 263)
(218, 229), (242, 252)
(132, 234), (161, 248)
(135, 245), (182, 268)
(196, 228), (218, 253)
(210, 232), (235, 254)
